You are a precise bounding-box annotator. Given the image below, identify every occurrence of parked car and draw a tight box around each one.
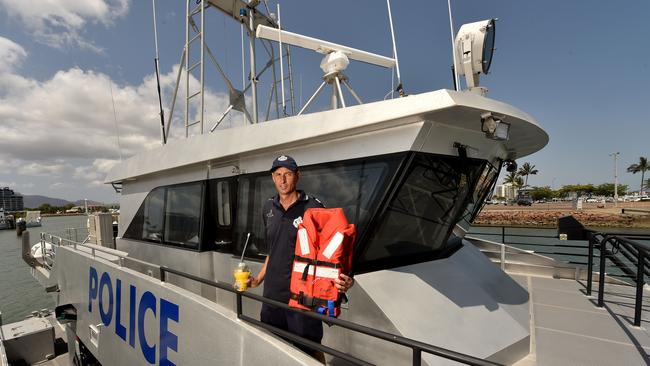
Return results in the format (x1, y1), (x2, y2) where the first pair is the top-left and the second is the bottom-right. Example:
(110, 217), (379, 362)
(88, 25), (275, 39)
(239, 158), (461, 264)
(517, 199), (532, 206)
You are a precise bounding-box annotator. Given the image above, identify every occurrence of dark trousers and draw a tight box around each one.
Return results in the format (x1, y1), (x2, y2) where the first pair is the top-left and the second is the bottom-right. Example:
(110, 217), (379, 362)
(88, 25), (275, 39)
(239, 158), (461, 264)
(260, 303), (324, 353)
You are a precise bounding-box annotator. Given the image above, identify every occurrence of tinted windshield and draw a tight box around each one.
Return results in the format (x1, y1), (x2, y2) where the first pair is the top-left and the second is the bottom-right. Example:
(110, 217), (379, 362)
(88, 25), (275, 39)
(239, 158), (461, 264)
(457, 160), (501, 231)
(233, 154), (404, 257)
(356, 153), (487, 272)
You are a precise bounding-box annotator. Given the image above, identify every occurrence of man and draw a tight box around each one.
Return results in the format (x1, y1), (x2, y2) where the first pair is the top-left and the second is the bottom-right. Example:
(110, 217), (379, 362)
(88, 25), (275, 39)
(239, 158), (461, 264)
(249, 155), (354, 359)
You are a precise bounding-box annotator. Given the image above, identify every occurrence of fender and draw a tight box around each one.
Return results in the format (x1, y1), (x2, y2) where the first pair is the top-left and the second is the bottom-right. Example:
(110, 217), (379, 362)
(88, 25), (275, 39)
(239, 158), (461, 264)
(289, 208), (356, 317)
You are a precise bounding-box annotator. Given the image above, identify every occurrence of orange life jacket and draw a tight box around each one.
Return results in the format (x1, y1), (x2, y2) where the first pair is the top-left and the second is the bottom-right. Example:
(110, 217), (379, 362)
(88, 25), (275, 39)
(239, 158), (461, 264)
(289, 208), (356, 317)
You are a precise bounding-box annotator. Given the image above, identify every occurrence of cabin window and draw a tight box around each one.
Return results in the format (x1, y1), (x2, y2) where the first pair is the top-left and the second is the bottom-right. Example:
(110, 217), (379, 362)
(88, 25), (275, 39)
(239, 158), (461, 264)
(233, 153), (405, 259)
(298, 155), (403, 235)
(164, 183), (203, 248)
(216, 181), (231, 226)
(457, 161), (501, 231)
(234, 173), (277, 258)
(123, 182), (204, 250)
(355, 153), (487, 272)
(204, 178), (237, 252)
(124, 187), (164, 243)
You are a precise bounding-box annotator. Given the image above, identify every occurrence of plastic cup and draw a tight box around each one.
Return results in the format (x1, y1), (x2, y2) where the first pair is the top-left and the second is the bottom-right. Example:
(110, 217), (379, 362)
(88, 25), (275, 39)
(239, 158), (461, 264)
(233, 262), (250, 292)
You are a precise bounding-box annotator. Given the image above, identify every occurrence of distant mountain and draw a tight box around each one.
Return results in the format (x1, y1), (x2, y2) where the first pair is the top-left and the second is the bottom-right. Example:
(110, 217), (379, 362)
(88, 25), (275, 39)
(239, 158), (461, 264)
(24, 195), (72, 208)
(73, 200), (105, 206)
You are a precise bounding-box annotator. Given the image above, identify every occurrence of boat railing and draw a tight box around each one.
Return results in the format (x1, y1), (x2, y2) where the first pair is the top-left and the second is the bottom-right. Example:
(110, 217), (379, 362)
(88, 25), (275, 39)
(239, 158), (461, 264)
(586, 233), (650, 326)
(38, 232), (161, 277)
(159, 266), (501, 366)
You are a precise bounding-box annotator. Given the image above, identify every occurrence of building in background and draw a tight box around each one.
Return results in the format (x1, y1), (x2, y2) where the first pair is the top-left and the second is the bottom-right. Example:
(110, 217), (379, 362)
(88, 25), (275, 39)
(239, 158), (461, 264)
(0, 187), (24, 212)
(494, 184), (517, 201)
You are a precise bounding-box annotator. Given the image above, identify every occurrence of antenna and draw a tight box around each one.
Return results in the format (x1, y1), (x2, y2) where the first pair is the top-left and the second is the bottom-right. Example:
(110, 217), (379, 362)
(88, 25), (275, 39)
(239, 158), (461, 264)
(256, 25), (395, 67)
(240, 24), (247, 124)
(108, 80), (123, 161)
(277, 3), (286, 115)
(152, 0), (166, 144)
(256, 25), (394, 114)
(386, 0), (403, 96)
(447, 0), (460, 91)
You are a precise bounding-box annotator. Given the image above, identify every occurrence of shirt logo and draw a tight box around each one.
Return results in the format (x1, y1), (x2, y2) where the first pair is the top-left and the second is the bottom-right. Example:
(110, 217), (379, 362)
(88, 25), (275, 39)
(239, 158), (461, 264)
(266, 209), (274, 218)
(293, 216), (303, 228)
(278, 155), (288, 161)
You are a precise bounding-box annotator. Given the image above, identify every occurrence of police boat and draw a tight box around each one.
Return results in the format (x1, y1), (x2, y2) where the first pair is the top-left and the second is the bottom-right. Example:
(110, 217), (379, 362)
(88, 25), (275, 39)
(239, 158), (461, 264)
(23, 1), (548, 365)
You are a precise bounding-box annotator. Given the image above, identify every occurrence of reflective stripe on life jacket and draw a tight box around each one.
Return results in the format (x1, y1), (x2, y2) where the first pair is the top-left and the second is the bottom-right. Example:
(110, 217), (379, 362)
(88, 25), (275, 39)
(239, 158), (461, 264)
(288, 208), (356, 317)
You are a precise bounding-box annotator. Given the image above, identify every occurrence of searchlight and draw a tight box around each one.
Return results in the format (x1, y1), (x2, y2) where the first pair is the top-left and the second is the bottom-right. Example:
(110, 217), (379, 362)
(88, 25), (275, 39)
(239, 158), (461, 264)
(454, 19), (496, 93)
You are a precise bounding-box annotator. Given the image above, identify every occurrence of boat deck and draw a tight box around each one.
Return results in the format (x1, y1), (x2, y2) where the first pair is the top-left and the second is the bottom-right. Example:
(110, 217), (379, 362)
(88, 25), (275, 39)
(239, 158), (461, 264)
(512, 275), (650, 366)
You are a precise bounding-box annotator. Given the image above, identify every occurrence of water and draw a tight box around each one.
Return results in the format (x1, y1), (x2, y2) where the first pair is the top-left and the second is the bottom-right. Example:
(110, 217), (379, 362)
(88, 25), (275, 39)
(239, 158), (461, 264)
(0, 215), (86, 324)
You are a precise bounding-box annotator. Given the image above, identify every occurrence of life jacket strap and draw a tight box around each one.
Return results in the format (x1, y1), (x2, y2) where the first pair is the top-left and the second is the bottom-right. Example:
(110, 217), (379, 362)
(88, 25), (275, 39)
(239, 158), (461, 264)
(290, 291), (340, 309)
(293, 255), (341, 269)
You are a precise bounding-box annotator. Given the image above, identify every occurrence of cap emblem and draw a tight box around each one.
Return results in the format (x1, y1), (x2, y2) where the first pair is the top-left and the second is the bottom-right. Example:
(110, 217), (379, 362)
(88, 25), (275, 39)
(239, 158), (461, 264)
(278, 155), (288, 161)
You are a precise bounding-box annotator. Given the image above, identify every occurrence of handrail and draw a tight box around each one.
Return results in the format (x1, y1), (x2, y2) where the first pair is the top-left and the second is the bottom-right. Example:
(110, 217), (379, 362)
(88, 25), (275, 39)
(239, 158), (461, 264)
(159, 266), (501, 366)
(587, 233), (650, 326)
(39, 232), (158, 272)
(469, 226), (560, 250)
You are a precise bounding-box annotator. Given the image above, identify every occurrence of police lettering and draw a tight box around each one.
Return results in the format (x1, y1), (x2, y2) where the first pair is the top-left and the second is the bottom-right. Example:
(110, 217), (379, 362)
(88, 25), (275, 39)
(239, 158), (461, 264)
(88, 266), (179, 366)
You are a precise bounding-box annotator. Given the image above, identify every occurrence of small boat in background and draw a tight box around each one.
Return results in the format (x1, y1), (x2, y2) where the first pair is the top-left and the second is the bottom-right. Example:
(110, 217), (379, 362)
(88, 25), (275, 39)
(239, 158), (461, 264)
(24, 211), (42, 228)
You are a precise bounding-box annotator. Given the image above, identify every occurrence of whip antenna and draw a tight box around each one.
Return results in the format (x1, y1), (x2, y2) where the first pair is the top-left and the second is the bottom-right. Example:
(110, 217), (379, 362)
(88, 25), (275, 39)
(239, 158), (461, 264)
(277, 3), (287, 115)
(447, 0), (460, 91)
(108, 79), (123, 161)
(386, 0), (403, 96)
(152, 0), (166, 144)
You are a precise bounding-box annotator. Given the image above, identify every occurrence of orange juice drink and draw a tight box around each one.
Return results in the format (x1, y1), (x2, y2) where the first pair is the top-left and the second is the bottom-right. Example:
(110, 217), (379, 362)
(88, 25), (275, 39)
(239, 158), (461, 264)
(233, 262), (250, 292)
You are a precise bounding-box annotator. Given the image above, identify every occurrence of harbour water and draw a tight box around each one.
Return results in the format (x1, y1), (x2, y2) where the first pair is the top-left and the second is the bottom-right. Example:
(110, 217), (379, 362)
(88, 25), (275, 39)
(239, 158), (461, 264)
(0, 215), (86, 324)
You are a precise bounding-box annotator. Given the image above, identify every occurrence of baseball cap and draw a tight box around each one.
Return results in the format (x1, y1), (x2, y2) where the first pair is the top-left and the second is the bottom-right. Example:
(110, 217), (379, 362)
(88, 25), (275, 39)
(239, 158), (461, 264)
(270, 155), (298, 172)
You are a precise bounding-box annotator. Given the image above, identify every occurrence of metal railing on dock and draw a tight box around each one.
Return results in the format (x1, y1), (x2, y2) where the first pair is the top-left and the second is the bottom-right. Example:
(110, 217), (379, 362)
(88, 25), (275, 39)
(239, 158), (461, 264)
(586, 233), (650, 326)
(159, 266), (502, 366)
(468, 224), (650, 284)
(468, 225), (590, 264)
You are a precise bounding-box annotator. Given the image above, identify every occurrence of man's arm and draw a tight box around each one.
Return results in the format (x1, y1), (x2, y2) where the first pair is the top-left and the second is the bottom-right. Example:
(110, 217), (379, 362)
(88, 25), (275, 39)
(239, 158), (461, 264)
(249, 256), (268, 288)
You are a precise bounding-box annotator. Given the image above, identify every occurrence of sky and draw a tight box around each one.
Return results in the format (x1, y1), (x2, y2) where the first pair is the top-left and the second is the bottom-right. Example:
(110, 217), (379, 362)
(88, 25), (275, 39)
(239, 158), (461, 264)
(0, 0), (648, 203)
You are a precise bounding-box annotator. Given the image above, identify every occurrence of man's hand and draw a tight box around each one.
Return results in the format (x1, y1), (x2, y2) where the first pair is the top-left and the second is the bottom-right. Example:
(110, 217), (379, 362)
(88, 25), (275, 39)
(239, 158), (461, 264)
(248, 275), (262, 288)
(334, 273), (354, 293)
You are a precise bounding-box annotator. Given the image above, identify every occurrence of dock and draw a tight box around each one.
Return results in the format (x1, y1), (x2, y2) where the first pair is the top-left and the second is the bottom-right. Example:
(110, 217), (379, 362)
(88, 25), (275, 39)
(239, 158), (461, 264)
(513, 275), (650, 365)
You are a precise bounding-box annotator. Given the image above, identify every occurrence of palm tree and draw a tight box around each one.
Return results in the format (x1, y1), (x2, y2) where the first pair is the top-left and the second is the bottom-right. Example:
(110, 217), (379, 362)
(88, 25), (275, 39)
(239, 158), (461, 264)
(627, 157), (649, 194)
(517, 162), (539, 187)
(504, 171), (524, 188)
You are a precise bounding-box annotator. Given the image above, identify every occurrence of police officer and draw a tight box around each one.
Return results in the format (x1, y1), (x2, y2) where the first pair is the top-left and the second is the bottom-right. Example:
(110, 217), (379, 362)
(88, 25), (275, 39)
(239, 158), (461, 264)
(249, 155), (354, 361)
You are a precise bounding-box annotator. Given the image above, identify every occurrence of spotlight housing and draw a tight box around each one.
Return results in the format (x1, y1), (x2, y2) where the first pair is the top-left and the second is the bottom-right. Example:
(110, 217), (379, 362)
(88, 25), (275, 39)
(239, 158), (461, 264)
(481, 112), (510, 141)
(454, 19), (497, 91)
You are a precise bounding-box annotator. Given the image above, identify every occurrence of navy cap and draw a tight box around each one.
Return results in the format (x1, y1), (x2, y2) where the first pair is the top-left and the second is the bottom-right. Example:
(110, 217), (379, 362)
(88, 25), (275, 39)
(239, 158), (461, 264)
(270, 155), (298, 172)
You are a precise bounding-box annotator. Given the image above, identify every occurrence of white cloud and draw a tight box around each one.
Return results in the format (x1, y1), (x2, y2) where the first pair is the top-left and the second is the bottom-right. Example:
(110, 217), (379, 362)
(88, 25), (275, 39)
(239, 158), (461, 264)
(50, 182), (70, 189)
(0, 36), (26, 72)
(18, 161), (70, 176)
(0, 37), (231, 189)
(0, 0), (129, 51)
(73, 159), (117, 181)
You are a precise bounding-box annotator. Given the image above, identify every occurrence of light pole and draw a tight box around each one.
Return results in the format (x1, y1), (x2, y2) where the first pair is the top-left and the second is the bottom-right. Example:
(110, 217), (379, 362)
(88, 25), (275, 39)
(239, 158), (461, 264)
(609, 152), (620, 207)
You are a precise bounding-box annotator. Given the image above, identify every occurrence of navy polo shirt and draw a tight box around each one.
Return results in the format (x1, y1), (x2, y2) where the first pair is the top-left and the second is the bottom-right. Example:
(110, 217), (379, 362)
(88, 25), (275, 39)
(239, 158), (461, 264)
(262, 190), (323, 303)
